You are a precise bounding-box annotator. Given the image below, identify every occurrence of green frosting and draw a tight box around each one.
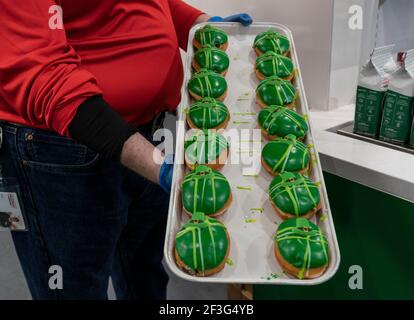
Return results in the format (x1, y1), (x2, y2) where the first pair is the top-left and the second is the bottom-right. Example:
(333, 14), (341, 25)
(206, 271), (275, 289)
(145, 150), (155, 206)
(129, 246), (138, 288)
(188, 69), (227, 99)
(253, 29), (290, 55)
(182, 166), (231, 215)
(194, 25), (228, 47)
(255, 51), (294, 78)
(194, 45), (229, 74)
(188, 98), (229, 129)
(184, 130), (229, 165)
(258, 105), (308, 139)
(257, 76), (296, 107)
(176, 212), (229, 274)
(269, 172), (320, 216)
(262, 135), (310, 174)
(275, 218), (329, 279)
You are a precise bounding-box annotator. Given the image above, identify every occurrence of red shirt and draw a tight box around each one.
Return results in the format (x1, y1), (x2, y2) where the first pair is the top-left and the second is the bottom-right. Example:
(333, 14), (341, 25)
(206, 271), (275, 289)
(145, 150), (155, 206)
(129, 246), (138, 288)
(0, 0), (203, 136)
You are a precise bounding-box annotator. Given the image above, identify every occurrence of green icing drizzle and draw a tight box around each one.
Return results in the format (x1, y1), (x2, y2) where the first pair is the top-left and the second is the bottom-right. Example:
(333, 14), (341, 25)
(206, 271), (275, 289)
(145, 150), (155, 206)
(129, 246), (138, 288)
(254, 29), (290, 55)
(175, 212), (229, 274)
(188, 69), (227, 99)
(268, 172), (320, 216)
(256, 51), (294, 78)
(319, 214), (328, 222)
(236, 186), (252, 191)
(257, 76), (296, 107)
(226, 258), (234, 266)
(258, 105), (308, 139)
(195, 25), (228, 48)
(262, 273), (280, 280)
(275, 218), (329, 278)
(184, 129), (229, 165)
(194, 45), (229, 74)
(181, 165), (231, 215)
(188, 98), (229, 129)
(262, 134), (310, 174)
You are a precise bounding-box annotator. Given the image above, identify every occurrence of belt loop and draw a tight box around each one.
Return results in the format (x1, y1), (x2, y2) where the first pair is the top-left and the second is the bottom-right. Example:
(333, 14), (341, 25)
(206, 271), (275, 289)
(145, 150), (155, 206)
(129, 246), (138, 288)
(0, 122), (19, 135)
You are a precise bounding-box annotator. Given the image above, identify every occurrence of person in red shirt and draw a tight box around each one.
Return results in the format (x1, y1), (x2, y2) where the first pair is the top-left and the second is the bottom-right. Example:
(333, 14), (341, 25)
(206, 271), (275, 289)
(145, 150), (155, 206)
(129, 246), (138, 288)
(0, 0), (251, 299)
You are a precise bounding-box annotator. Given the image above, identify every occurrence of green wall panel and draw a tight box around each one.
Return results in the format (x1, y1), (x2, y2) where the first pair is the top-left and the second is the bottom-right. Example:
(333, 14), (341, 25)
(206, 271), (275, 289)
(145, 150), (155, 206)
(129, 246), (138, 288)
(254, 172), (414, 299)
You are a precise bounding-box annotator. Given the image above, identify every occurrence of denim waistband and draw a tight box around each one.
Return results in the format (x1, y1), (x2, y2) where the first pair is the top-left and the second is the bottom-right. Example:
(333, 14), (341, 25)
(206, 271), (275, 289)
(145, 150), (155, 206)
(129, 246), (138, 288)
(0, 111), (166, 137)
(0, 121), (21, 135)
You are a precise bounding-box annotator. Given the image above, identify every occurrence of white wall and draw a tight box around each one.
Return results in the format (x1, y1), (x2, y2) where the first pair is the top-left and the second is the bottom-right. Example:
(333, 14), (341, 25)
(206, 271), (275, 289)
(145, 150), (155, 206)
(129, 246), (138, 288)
(377, 0), (414, 52)
(186, 0), (334, 110)
(329, 0), (414, 109)
(329, 0), (377, 109)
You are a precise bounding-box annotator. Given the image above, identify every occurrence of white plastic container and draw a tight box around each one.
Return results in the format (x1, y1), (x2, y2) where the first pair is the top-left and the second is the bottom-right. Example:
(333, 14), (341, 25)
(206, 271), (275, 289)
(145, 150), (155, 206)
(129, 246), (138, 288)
(164, 22), (340, 285)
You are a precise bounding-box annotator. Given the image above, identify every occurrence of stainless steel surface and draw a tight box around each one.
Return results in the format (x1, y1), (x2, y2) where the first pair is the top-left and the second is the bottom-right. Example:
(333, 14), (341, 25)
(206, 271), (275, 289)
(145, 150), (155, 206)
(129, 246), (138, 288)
(332, 121), (414, 155)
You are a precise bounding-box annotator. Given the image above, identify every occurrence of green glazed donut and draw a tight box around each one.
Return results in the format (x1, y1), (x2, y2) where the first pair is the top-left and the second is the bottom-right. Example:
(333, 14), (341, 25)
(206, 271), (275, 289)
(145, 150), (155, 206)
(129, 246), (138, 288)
(275, 218), (329, 279)
(253, 29), (290, 56)
(184, 130), (229, 170)
(258, 105), (308, 140)
(188, 69), (227, 101)
(261, 134), (310, 176)
(193, 25), (228, 50)
(175, 212), (230, 276)
(187, 98), (230, 129)
(255, 51), (294, 80)
(193, 45), (230, 75)
(181, 165), (232, 217)
(256, 76), (297, 108)
(268, 172), (320, 219)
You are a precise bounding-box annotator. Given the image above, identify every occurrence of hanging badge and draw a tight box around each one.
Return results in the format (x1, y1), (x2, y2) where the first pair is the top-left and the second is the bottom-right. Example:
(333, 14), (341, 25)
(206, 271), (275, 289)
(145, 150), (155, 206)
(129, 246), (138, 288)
(0, 177), (28, 231)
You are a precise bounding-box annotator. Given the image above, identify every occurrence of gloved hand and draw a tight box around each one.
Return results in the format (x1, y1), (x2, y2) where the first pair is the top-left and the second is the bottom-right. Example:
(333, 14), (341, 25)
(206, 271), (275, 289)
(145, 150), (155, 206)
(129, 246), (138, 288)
(208, 13), (253, 26)
(159, 154), (174, 193)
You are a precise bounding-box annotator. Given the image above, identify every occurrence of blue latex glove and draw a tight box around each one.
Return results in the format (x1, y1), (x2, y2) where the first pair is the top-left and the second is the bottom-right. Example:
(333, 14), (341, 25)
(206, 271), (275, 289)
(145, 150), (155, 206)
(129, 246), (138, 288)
(159, 154), (174, 193)
(208, 13), (253, 26)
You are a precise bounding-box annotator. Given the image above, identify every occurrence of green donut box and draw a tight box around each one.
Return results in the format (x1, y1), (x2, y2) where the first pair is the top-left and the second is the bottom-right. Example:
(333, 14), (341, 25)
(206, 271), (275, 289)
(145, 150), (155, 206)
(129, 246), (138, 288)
(164, 22), (340, 285)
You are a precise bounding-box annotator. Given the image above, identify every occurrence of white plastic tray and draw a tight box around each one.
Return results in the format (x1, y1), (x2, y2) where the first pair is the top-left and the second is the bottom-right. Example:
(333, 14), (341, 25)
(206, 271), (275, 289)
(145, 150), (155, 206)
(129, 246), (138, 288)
(164, 22), (340, 285)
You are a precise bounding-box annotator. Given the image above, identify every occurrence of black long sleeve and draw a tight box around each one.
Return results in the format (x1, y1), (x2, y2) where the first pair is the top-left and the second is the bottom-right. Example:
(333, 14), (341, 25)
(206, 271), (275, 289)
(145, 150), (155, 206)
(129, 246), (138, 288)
(69, 95), (137, 161)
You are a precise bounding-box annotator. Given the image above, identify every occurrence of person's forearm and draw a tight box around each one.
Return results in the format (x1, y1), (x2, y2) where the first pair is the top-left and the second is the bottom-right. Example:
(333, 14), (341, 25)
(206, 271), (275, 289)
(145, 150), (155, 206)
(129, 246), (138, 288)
(120, 133), (164, 184)
(194, 14), (210, 25)
(70, 96), (164, 185)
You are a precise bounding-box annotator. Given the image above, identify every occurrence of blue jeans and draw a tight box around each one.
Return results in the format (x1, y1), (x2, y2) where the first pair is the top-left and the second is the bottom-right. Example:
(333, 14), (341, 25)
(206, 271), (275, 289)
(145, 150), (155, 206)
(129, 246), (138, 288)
(0, 119), (169, 300)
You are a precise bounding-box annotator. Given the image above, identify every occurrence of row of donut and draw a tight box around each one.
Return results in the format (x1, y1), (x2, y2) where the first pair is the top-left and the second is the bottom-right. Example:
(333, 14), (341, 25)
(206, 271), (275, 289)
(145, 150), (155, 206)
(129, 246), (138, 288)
(175, 25), (233, 277)
(251, 29), (330, 280)
(174, 25), (329, 279)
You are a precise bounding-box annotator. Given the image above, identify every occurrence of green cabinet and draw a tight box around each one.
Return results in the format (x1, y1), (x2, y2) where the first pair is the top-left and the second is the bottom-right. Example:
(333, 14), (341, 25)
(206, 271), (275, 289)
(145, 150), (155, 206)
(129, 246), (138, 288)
(254, 172), (414, 299)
